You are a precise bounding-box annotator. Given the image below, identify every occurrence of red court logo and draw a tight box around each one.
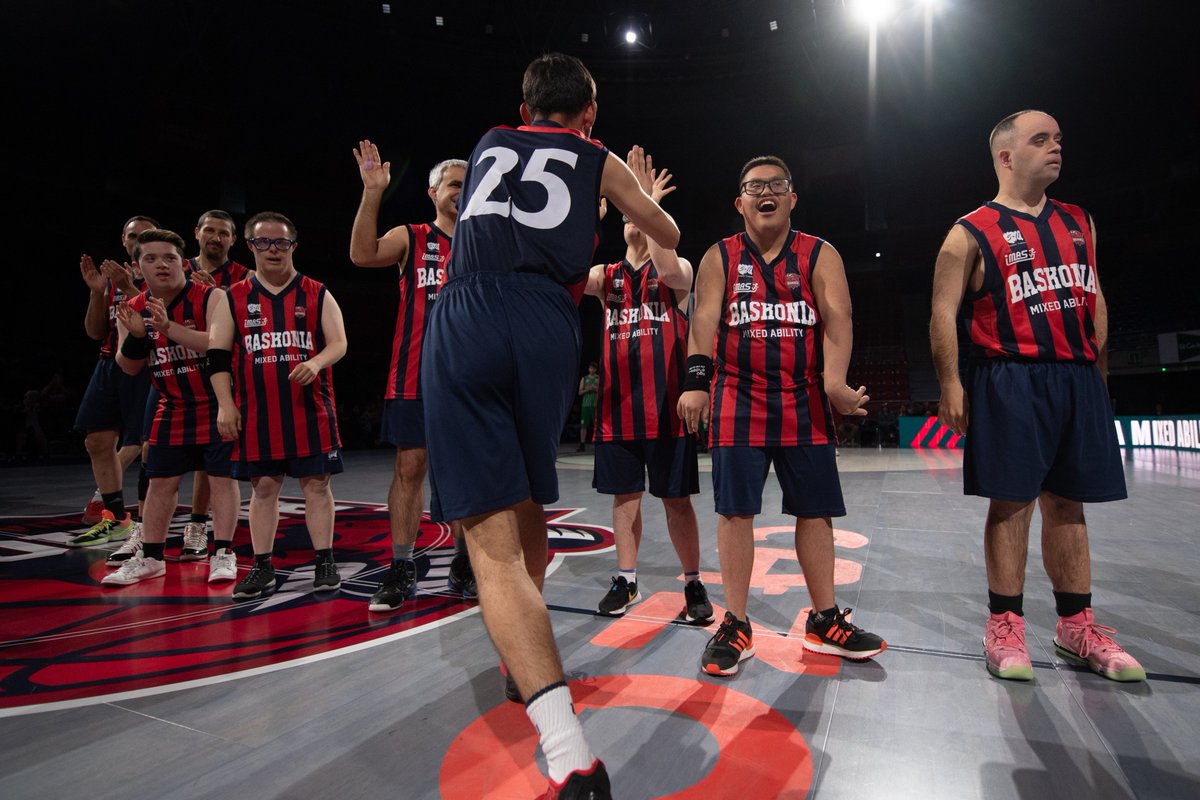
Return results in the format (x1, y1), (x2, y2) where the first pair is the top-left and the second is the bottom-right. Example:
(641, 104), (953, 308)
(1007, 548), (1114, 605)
(0, 502), (612, 714)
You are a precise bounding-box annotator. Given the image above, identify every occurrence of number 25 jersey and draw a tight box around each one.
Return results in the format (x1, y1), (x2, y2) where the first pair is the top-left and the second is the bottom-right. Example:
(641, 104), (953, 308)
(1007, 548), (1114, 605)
(451, 121), (608, 288)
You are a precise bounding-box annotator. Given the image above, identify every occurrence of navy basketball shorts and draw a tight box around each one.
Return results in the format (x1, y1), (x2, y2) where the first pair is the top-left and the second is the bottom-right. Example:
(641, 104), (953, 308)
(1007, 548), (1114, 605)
(142, 386), (160, 442)
(379, 397), (426, 448)
(712, 444), (846, 518)
(422, 272), (580, 522)
(963, 360), (1127, 503)
(232, 449), (345, 481)
(74, 359), (151, 446)
(593, 436), (700, 498)
(145, 439), (236, 478)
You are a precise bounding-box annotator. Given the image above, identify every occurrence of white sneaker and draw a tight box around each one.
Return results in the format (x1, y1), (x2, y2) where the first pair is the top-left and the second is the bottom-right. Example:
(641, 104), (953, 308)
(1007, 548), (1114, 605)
(208, 549), (238, 583)
(102, 554), (166, 586)
(106, 522), (144, 567)
(180, 521), (208, 561)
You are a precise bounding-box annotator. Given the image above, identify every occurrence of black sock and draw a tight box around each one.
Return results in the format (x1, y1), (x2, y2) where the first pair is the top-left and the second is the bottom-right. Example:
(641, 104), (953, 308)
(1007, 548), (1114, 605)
(254, 553), (273, 567)
(137, 466), (149, 503)
(988, 591), (1024, 617)
(814, 606), (838, 620)
(190, 512), (209, 525)
(214, 540), (234, 553)
(143, 542), (165, 561)
(100, 491), (126, 519)
(315, 548), (334, 562)
(1053, 591), (1091, 618)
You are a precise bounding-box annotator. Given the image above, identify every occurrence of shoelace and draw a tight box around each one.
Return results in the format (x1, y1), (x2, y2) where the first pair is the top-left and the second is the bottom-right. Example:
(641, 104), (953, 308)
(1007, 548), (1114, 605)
(116, 555), (145, 576)
(1073, 622), (1122, 657)
(711, 618), (744, 649)
(989, 619), (1024, 648)
(183, 525), (207, 548)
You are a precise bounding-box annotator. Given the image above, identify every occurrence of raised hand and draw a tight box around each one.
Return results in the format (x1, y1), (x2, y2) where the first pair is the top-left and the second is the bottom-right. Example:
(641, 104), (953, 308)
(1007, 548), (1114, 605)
(145, 297), (171, 334)
(354, 139), (391, 193)
(101, 260), (137, 296)
(627, 145), (677, 204)
(115, 301), (147, 337)
(191, 268), (216, 287)
(80, 255), (107, 292)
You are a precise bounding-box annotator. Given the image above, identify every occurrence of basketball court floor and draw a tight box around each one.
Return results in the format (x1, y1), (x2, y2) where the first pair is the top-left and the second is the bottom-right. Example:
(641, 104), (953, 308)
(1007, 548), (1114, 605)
(1, 446), (1198, 799)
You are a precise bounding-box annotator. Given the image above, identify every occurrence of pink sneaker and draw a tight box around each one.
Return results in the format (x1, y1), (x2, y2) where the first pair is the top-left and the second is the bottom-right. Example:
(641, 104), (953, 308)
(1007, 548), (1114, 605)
(984, 611), (1034, 681)
(1054, 609), (1146, 682)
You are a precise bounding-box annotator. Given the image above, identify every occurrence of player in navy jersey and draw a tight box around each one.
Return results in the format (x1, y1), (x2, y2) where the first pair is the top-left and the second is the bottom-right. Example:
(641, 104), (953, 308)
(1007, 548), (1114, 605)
(421, 53), (679, 798)
(678, 156), (886, 677)
(174, 209), (253, 562)
(930, 110), (1144, 683)
(208, 212), (348, 601)
(584, 146), (712, 626)
(99, 229), (241, 586)
(349, 143), (474, 610)
(70, 215), (158, 548)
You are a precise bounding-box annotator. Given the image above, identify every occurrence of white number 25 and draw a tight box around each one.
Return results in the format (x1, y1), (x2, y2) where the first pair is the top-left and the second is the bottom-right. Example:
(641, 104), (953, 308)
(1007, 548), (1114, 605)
(459, 146), (579, 230)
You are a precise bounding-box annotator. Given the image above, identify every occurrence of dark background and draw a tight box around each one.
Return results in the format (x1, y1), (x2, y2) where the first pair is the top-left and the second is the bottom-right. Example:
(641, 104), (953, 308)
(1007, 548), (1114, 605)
(6, 0), (1198, 460)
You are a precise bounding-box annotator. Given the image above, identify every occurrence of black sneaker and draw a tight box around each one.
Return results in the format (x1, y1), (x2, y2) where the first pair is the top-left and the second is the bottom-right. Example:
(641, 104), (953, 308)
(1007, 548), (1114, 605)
(368, 559), (417, 612)
(701, 611), (755, 676)
(683, 579), (714, 625)
(447, 552), (477, 598)
(504, 672), (522, 704)
(804, 607), (887, 661)
(543, 759), (611, 800)
(233, 562), (276, 600)
(313, 557), (341, 592)
(596, 575), (640, 616)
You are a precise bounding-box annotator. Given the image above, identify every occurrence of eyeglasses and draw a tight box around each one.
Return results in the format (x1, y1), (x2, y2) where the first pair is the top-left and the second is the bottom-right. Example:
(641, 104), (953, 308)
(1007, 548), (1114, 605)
(248, 237), (297, 252)
(739, 178), (792, 196)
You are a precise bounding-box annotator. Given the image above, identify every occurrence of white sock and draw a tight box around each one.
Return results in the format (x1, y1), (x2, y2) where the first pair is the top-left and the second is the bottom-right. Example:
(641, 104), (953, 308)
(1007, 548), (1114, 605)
(619, 568), (637, 586)
(525, 683), (593, 783)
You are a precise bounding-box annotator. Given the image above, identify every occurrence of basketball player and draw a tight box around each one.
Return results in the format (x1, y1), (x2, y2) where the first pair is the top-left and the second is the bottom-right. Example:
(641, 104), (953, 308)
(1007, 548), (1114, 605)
(930, 110), (1144, 682)
(70, 216), (157, 547)
(349, 144), (475, 611)
(208, 212), (348, 600)
(585, 146), (712, 626)
(102, 229), (240, 586)
(678, 156), (887, 677)
(422, 53), (680, 799)
(173, 210), (253, 562)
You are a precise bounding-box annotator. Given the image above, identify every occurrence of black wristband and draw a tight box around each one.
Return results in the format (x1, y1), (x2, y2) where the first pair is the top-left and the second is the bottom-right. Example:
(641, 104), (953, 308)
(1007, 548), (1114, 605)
(120, 334), (150, 360)
(207, 348), (233, 376)
(682, 354), (713, 392)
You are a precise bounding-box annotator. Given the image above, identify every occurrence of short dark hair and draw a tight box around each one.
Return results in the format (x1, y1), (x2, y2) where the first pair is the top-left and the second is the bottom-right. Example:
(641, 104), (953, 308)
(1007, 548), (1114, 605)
(989, 109), (1046, 156)
(196, 209), (236, 233)
(738, 156), (792, 189)
(522, 53), (596, 120)
(134, 228), (186, 260)
(124, 215), (160, 230)
(244, 211), (298, 240)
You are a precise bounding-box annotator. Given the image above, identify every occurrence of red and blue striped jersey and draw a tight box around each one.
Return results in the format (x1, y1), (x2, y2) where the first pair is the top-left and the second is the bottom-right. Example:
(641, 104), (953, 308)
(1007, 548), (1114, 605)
(710, 230), (834, 447)
(129, 281), (218, 445)
(187, 257), (251, 289)
(385, 223), (450, 400)
(226, 274), (340, 460)
(98, 276), (145, 360)
(595, 259), (689, 441)
(956, 200), (1099, 362)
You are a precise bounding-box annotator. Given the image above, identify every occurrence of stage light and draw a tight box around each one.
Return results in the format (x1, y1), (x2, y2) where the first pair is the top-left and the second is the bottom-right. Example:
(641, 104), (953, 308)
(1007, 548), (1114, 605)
(381, 3), (390, 14)
(875, 252), (882, 258)
(769, 20), (778, 31)
(581, 32), (589, 43)
(435, 15), (444, 27)
(625, 30), (638, 44)
(853, 0), (897, 26)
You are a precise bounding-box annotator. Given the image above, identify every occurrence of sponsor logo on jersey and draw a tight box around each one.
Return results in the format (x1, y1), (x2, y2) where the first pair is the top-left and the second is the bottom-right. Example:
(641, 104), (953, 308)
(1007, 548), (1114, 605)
(1004, 246), (1037, 266)
(244, 317), (267, 328)
(734, 281), (758, 294)
(1002, 230), (1024, 246)
(646, 277), (659, 292)
(426, 240), (438, 250)
(247, 303), (262, 314)
(294, 306), (306, 320)
(0, 503), (613, 712)
(738, 263), (754, 277)
(1069, 229), (1086, 247)
(612, 276), (624, 289)
(785, 273), (801, 290)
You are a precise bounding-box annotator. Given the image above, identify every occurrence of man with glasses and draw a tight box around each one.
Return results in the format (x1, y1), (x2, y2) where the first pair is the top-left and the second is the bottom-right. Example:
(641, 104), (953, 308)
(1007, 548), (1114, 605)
(584, 146), (712, 626)
(208, 212), (348, 600)
(678, 156), (887, 676)
(349, 143), (475, 611)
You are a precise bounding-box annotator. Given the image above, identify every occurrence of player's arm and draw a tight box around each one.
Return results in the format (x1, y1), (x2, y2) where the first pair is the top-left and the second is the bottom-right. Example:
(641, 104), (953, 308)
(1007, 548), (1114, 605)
(676, 243), (723, 434)
(584, 263), (606, 300)
(289, 292), (348, 386)
(114, 300), (148, 376)
(147, 296), (210, 353)
(81, 255), (110, 340)
(600, 152), (679, 251)
(930, 224), (978, 435)
(349, 139), (411, 268)
(1088, 217), (1110, 383)
(206, 294), (240, 440)
(813, 244), (868, 417)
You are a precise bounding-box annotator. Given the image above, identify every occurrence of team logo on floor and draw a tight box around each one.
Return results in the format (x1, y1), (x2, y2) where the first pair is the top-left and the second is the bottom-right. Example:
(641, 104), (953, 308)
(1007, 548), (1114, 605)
(0, 501), (612, 714)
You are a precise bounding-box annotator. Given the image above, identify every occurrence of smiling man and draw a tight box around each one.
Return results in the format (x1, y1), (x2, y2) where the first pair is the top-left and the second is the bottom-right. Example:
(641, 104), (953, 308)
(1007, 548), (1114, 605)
(678, 155), (887, 677)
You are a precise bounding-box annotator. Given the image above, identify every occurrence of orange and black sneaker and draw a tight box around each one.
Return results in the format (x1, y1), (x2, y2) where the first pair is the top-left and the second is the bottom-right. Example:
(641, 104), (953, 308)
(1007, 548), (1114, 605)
(701, 611), (755, 676)
(804, 607), (886, 661)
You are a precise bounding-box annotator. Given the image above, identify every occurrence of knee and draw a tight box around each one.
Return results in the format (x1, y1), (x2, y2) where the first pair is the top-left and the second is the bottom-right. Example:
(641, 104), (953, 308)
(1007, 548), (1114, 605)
(84, 430), (116, 456)
(394, 450), (428, 486)
(251, 479), (282, 501)
(301, 475), (332, 499)
(1039, 493), (1085, 526)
